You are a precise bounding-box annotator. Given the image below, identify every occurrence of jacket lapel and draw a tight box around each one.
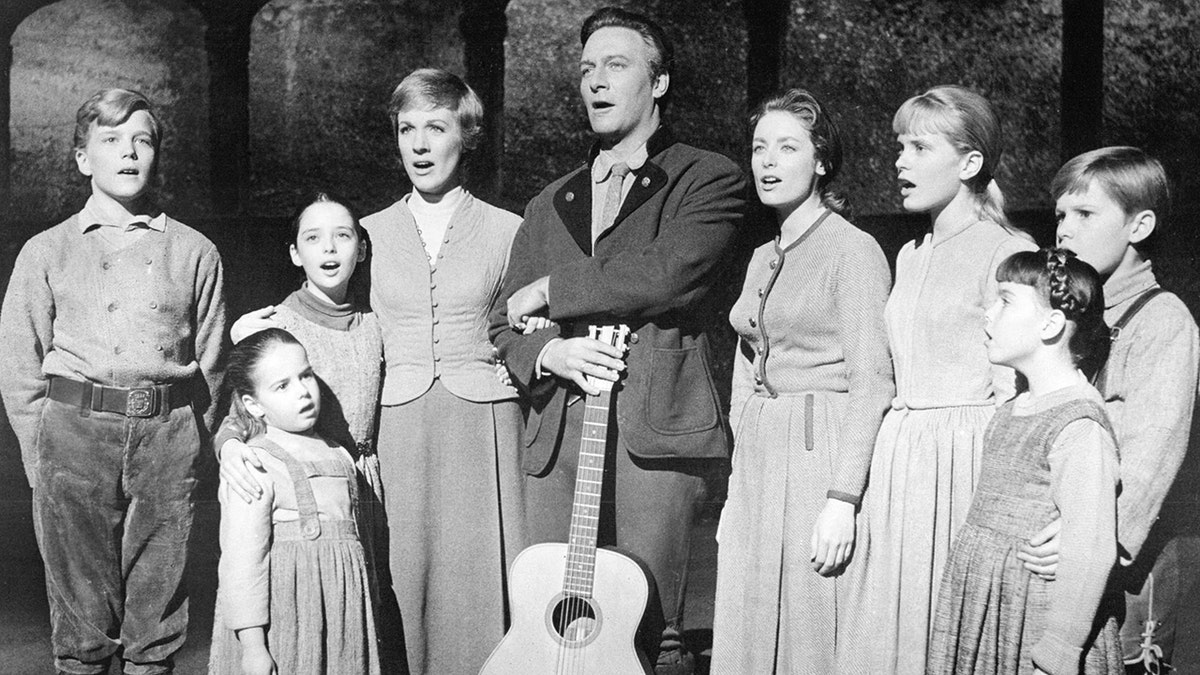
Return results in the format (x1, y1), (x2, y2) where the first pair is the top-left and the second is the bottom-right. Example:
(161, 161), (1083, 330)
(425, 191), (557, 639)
(553, 167), (594, 255)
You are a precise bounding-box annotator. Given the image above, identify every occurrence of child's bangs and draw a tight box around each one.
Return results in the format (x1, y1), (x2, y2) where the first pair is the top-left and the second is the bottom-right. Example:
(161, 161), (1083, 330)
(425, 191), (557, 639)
(995, 250), (1047, 290)
(892, 97), (956, 138)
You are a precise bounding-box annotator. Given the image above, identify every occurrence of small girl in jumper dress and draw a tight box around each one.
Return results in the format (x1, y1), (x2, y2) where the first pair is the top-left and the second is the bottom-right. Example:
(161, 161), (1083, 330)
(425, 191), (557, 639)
(927, 248), (1122, 675)
(208, 328), (380, 675)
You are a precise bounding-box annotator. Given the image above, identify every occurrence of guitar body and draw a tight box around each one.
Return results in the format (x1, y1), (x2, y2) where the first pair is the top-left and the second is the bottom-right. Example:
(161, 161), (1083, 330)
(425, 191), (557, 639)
(480, 543), (653, 675)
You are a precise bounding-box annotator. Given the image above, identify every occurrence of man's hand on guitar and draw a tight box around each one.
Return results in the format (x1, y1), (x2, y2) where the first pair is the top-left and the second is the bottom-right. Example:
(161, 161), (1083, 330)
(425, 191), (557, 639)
(810, 498), (856, 577)
(542, 337), (626, 396)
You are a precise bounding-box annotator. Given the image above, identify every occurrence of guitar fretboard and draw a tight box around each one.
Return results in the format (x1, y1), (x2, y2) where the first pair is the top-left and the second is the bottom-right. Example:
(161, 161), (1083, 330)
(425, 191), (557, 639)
(562, 389), (612, 599)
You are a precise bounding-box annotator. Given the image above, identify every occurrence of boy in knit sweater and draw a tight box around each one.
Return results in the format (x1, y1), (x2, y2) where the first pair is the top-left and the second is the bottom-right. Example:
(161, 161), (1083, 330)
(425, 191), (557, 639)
(0, 89), (226, 675)
(1018, 146), (1199, 669)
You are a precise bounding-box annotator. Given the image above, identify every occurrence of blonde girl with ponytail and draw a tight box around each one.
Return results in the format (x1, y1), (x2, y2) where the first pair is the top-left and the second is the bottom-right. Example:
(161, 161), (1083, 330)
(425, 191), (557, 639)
(840, 85), (1036, 674)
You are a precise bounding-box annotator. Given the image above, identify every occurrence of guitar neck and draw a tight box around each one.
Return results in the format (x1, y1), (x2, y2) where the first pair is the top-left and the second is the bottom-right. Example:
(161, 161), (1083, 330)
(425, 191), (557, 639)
(563, 388), (612, 599)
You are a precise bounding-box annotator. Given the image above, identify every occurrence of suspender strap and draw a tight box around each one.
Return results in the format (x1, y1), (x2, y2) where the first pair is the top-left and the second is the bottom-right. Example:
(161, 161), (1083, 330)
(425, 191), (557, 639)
(1094, 287), (1166, 394)
(251, 437), (324, 540)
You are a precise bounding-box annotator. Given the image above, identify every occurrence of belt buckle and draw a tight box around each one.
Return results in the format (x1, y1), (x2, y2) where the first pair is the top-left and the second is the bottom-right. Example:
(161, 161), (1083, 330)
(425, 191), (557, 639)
(125, 388), (156, 417)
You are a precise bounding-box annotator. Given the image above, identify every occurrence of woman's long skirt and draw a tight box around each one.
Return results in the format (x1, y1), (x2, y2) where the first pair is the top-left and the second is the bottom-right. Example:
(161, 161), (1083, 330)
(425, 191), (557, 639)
(839, 404), (993, 674)
(377, 381), (524, 675)
(711, 391), (855, 674)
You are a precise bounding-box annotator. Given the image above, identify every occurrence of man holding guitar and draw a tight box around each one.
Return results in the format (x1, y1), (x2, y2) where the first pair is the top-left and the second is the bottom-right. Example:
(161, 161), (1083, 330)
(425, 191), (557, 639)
(489, 7), (745, 673)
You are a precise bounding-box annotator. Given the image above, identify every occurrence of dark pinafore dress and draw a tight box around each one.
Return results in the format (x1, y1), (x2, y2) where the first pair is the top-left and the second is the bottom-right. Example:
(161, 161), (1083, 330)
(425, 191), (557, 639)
(927, 398), (1122, 675)
(208, 437), (381, 675)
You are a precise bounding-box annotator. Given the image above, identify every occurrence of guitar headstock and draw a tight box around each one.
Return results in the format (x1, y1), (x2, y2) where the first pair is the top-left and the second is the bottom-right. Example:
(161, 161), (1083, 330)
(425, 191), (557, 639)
(586, 324), (631, 392)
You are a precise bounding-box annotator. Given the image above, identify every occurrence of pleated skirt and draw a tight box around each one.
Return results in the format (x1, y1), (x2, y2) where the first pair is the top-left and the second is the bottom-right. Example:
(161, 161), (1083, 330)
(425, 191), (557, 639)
(377, 381), (524, 675)
(927, 523), (1123, 675)
(208, 524), (381, 675)
(839, 404), (994, 675)
(711, 391), (854, 675)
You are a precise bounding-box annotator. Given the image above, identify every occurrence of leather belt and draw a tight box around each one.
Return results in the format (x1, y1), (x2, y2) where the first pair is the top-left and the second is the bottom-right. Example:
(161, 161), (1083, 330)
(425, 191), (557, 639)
(47, 376), (191, 418)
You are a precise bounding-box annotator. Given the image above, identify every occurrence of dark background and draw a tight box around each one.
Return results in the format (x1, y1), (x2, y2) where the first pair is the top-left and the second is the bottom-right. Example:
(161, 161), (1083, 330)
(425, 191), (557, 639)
(1, 0), (1198, 672)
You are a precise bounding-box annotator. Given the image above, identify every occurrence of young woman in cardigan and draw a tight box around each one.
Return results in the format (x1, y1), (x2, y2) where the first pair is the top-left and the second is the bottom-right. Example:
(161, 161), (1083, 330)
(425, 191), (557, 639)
(709, 89), (893, 673)
(844, 85), (1036, 673)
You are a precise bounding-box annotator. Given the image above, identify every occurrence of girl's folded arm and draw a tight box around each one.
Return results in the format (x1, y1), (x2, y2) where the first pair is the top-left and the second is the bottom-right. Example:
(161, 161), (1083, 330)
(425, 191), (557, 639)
(216, 454), (276, 631)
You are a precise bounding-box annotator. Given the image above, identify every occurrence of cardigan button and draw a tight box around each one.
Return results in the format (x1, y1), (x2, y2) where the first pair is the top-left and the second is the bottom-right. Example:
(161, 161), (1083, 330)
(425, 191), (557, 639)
(757, 288), (764, 297)
(749, 318), (757, 328)
(102, 262), (111, 270)
(566, 192), (575, 202)
(768, 260), (777, 270)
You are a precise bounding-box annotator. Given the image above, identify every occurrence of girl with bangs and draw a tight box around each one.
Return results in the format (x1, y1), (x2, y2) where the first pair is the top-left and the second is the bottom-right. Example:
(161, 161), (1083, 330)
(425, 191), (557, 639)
(928, 249), (1121, 675)
(844, 85), (1036, 673)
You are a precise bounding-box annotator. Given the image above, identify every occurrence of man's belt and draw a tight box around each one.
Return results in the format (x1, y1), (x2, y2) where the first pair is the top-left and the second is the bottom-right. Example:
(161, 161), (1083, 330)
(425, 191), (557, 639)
(47, 376), (191, 418)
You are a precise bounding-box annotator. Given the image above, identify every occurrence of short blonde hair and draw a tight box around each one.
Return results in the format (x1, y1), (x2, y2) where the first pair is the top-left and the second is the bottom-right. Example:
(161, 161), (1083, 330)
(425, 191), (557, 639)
(387, 68), (483, 150)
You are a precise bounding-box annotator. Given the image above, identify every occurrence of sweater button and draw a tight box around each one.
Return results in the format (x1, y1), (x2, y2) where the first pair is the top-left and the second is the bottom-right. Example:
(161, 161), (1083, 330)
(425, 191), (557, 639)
(757, 288), (764, 297)
(102, 262), (111, 270)
(107, 302), (118, 312)
(144, 258), (152, 265)
(114, 346), (123, 355)
(749, 318), (757, 328)
(768, 260), (777, 270)
(156, 345), (164, 352)
(149, 302), (158, 310)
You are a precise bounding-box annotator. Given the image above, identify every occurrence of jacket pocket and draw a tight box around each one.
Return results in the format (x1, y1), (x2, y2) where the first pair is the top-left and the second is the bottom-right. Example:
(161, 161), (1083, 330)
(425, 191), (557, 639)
(645, 346), (720, 435)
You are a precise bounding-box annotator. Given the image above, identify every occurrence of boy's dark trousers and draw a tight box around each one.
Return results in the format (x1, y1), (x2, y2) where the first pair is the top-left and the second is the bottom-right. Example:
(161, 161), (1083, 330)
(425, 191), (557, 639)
(32, 395), (201, 675)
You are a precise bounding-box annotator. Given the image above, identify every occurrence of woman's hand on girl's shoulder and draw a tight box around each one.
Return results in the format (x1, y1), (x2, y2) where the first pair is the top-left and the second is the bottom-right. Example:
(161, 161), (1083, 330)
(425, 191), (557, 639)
(220, 439), (267, 503)
(231, 306), (282, 344)
(811, 498), (857, 577)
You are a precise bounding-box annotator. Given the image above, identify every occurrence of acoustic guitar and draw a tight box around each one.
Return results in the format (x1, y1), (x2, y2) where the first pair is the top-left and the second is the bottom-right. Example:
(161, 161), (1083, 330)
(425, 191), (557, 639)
(480, 324), (652, 674)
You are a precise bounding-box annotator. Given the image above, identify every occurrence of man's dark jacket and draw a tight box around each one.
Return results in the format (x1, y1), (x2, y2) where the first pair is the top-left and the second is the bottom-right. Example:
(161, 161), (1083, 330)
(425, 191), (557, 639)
(490, 128), (747, 475)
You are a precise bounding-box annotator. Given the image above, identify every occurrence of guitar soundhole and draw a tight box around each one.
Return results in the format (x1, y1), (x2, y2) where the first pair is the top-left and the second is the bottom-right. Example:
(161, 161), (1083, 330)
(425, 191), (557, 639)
(551, 596), (598, 644)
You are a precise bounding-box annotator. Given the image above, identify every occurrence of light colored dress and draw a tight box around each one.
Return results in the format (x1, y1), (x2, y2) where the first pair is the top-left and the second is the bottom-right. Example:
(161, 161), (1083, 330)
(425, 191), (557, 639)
(214, 287), (386, 579)
(362, 187), (524, 675)
(928, 381), (1122, 675)
(208, 435), (380, 675)
(843, 219), (1035, 674)
(710, 211), (893, 674)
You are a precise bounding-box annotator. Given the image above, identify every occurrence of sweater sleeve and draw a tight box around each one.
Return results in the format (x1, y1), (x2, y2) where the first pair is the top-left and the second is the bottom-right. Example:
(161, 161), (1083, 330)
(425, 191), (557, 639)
(828, 236), (895, 504)
(1112, 300), (1200, 562)
(0, 237), (54, 487)
(1031, 418), (1119, 675)
(216, 453), (275, 631)
(546, 158), (746, 321)
(194, 245), (228, 434)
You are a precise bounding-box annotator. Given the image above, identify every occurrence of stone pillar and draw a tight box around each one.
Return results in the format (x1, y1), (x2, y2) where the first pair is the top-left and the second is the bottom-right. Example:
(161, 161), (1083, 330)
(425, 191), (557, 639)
(460, 0), (509, 201)
(204, 8), (257, 215)
(743, 0), (789, 111)
(1061, 0), (1104, 162)
(0, 21), (13, 222)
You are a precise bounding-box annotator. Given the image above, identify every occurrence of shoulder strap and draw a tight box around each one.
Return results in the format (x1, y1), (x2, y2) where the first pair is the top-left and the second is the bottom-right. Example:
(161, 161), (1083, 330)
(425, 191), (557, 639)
(1093, 287), (1166, 392)
(249, 436), (323, 539)
(1110, 287), (1166, 339)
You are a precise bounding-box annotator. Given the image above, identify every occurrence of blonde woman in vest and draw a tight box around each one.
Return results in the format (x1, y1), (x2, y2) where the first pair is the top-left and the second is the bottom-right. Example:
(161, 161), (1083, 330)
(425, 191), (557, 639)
(222, 69), (524, 675)
(842, 85), (1036, 674)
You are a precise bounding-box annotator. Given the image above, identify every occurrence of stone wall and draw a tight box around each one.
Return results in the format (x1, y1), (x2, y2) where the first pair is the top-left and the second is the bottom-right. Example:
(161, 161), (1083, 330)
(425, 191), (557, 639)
(9, 0), (211, 224)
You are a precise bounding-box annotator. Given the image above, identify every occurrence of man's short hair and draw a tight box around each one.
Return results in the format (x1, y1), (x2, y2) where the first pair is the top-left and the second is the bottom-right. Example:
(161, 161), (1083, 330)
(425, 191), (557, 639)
(1051, 146), (1171, 231)
(580, 6), (673, 82)
(73, 88), (162, 152)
